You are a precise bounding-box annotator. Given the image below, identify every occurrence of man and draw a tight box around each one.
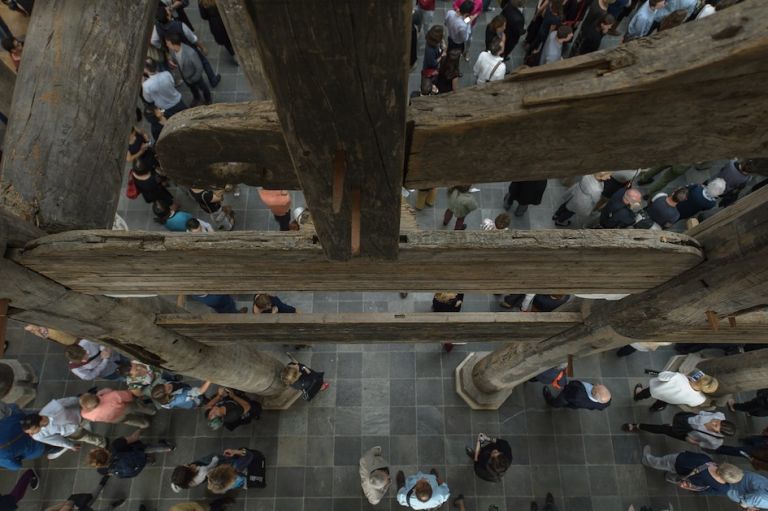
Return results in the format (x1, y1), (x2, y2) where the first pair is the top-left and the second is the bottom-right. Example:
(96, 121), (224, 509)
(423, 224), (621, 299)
(543, 380), (612, 410)
(623, 411), (735, 450)
(716, 158), (753, 207)
(626, 0), (667, 40)
(641, 446), (742, 495)
(656, 0), (698, 20)
(22, 397), (107, 459)
(65, 339), (126, 381)
(0, 402), (46, 470)
(80, 388), (157, 429)
(467, 432), (512, 482)
(599, 188), (643, 228)
(87, 429), (174, 479)
(43, 475), (126, 511)
(727, 470), (768, 510)
(540, 25), (573, 65)
(579, 13), (615, 55)
(359, 446), (391, 506)
(445, 1), (477, 53)
(473, 37), (506, 84)
(500, 0), (525, 59)
(142, 59), (187, 119)
(165, 33), (211, 106)
(396, 469), (450, 509)
(646, 187), (688, 229)
(676, 178), (726, 219)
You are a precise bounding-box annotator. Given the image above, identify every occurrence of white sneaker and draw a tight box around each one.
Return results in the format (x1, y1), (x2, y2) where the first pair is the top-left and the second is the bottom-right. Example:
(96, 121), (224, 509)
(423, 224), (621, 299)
(47, 447), (69, 460)
(641, 445), (651, 466)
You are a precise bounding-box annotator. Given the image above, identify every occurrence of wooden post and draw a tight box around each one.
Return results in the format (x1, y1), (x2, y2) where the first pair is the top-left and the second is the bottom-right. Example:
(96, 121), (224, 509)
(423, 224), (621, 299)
(0, 0), (155, 231)
(0, 62), (14, 118)
(0, 299), (7, 358)
(698, 348), (768, 396)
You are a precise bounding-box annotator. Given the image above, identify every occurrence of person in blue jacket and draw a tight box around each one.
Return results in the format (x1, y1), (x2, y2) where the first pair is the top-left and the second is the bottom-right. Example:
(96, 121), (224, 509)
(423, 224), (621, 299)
(151, 380), (212, 410)
(0, 402), (46, 470)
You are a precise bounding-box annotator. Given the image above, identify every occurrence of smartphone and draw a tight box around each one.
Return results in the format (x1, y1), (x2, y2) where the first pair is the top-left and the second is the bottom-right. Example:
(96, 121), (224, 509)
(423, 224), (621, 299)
(464, 16), (471, 23)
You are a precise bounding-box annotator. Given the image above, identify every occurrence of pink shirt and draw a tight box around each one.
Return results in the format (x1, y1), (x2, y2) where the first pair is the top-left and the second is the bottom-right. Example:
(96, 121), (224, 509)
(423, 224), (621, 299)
(452, 0), (483, 26)
(257, 189), (291, 216)
(81, 389), (135, 423)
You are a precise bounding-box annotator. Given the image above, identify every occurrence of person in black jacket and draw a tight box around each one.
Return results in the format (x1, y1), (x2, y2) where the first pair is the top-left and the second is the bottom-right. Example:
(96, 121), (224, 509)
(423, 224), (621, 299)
(466, 433), (513, 482)
(599, 188), (643, 229)
(729, 389), (768, 417)
(578, 13), (615, 55)
(500, 0), (526, 59)
(543, 380), (611, 410)
(87, 429), (174, 479)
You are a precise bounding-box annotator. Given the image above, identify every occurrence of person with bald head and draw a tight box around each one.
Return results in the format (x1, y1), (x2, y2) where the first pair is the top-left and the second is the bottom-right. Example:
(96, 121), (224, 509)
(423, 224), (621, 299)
(396, 468), (450, 509)
(543, 380), (612, 411)
(599, 187), (644, 229)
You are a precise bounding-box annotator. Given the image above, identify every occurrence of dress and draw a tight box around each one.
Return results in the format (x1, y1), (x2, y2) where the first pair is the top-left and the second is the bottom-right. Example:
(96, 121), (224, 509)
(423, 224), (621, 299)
(506, 180), (547, 206)
(133, 171), (173, 204)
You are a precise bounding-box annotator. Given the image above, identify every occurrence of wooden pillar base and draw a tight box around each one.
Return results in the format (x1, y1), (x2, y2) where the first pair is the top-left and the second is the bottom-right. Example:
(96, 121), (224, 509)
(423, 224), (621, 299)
(455, 352), (515, 410)
(260, 386), (302, 411)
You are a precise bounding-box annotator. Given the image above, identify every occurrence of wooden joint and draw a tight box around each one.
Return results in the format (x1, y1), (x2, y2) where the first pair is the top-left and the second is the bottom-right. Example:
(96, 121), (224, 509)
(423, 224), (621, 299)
(351, 188), (361, 256)
(332, 148), (346, 214)
(727, 316), (737, 328)
(705, 310), (720, 331)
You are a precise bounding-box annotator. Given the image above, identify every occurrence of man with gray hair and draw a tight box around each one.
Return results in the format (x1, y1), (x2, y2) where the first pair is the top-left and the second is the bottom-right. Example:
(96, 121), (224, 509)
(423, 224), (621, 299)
(599, 187), (644, 229)
(543, 379), (612, 411)
(642, 446), (743, 495)
(359, 446), (391, 505)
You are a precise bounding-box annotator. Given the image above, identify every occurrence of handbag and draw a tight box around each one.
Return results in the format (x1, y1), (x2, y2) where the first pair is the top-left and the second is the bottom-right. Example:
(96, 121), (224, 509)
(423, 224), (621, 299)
(666, 462), (714, 492)
(126, 173), (140, 200)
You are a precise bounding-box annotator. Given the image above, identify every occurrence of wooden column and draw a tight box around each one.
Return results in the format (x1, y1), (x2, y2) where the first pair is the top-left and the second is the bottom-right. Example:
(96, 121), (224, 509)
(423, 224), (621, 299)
(698, 348), (768, 396)
(0, 0), (155, 231)
(0, 62), (14, 118)
(245, 0), (411, 260)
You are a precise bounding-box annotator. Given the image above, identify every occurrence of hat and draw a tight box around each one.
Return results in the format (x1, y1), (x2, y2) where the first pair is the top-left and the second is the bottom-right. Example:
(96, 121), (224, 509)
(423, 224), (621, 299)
(369, 469), (390, 490)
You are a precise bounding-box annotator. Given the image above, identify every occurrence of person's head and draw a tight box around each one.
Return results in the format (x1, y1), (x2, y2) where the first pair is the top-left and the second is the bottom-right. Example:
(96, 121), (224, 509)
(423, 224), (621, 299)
(132, 158), (152, 177)
(707, 418), (736, 436)
(1, 36), (20, 53)
(425, 25), (444, 48)
(489, 36), (504, 56)
(434, 292), (459, 303)
(152, 200), (172, 223)
(414, 478), (434, 502)
(670, 187), (689, 204)
(737, 159), (755, 174)
(489, 450), (511, 475)
(20, 414), (44, 435)
(186, 218), (203, 233)
(144, 58), (158, 75)
(489, 14), (507, 33)
(695, 375), (719, 394)
(151, 383), (173, 404)
(458, 0), (474, 15)
(494, 212), (511, 230)
(281, 363), (301, 385)
(556, 25), (574, 43)
(368, 468), (391, 490)
(164, 32), (182, 52)
(706, 178), (726, 198)
(549, 0), (564, 16)
(65, 344), (88, 363)
(649, 0), (666, 9)
(591, 384), (612, 403)
(595, 171), (613, 181)
(79, 393), (100, 411)
(156, 5), (172, 24)
(599, 14), (616, 32)
(130, 361), (151, 378)
(171, 464), (199, 491)
(716, 463), (744, 484)
(207, 465), (238, 494)
(252, 293), (273, 313)
(87, 448), (111, 468)
(623, 188), (643, 211)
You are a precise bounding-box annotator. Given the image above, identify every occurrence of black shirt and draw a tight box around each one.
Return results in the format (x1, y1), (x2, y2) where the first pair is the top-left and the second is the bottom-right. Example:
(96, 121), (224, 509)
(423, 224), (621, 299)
(600, 188), (637, 228)
(646, 196), (680, 228)
(474, 439), (513, 482)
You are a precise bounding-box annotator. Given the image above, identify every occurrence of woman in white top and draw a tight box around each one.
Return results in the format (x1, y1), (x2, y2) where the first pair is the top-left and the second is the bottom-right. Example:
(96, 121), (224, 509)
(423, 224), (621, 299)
(634, 369), (718, 412)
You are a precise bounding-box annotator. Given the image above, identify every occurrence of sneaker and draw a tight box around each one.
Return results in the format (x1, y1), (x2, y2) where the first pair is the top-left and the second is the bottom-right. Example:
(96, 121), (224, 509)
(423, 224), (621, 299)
(320, 382), (330, 392)
(29, 469), (39, 490)
(47, 447), (69, 460)
(110, 498), (127, 509)
(210, 74), (222, 88)
(514, 204), (528, 217)
(530, 503), (538, 511)
(641, 445), (652, 466)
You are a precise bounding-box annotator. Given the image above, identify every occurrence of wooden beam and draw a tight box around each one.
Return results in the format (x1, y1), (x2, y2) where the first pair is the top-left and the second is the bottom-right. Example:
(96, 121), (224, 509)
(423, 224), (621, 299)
(14, 229), (703, 294)
(0, 206), (45, 256)
(157, 312), (582, 344)
(243, 0), (410, 260)
(0, 0), (155, 231)
(0, 61), (14, 117)
(154, 1), (768, 189)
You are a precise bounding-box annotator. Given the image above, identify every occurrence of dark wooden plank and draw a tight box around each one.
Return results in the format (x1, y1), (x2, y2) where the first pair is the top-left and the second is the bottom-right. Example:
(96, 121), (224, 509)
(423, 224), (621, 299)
(0, 61), (14, 117)
(0, 206), (45, 255)
(0, 0), (155, 231)
(157, 312), (582, 344)
(14, 229), (703, 294)
(241, 0), (410, 260)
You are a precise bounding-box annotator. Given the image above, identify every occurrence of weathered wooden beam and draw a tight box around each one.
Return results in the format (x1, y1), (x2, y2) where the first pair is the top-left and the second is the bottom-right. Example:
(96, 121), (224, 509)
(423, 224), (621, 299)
(0, 0), (155, 231)
(157, 312), (582, 344)
(698, 348), (768, 396)
(0, 62), (14, 117)
(0, 206), (45, 256)
(14, 229), (702, 294)
(242, 0), (410, 260)
(155, 1), (768, 189)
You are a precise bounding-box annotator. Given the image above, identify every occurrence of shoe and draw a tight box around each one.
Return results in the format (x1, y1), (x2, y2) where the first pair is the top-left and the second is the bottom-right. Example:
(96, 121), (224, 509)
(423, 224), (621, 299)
(139, 506), (147, 511)
(320, 382), (330, 391)
(542, 386), (553, 404)
(160, 440), (176, 451)
(515, 204), (528, 217)
(545, 493), (554, 505)
(47, 447), (69, 460)
(727, 399), (736, 412)
(621, 423), (638, 433)
(530, 503), (538, 511)
(650, 400), (667, 412)
(641, 445), (652, 466)
(110, 499), (127, 509)
(453, 494), (465, 508)
(443, 342), (455, 353)
(210, 74), (222, 88)
(503, 194), (512, 211)
(633, 383), (645, 401)
(430, 468), (439, 478)
(399, 292), (409, 299)
(29, 469), (39, 490)
(396, 470), (405, 489)
(465, 446), (475, 459)
(554, 219), (571, 227)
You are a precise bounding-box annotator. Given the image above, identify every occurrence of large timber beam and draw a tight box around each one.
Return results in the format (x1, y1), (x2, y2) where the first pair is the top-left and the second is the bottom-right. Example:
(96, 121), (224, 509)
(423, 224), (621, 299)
(13, 229), (702, 294)
(155, 0), (768, 189)
(244, 0), (410, 261)
(0, 0), (155, 231)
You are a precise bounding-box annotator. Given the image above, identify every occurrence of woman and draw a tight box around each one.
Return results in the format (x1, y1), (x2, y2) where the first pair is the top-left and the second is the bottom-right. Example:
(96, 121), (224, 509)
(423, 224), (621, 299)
(467, 433), (513, 482)
(443, 185), (478, 230)
(204, 387), (261, 432)
(131, 159), (173, 205)
(1, 36), (22, 71)
(529, 0), (564, 54)
(199, 0), (235, 58)
(552, 172), (611, 227)
(152, 200), (194, 232)
(485, 15), (507, 51)
(87, 429), (174, 479)
(281, 355), (329, 402)
(503, 180), (548, 217)
(422, 25), (445, 76)
(434, 48), (462, 94)
(623, 411), (735, 450)
(190, 187), (235, 231)
(634, 369), (718, 412)
(126, 126), (159, 170)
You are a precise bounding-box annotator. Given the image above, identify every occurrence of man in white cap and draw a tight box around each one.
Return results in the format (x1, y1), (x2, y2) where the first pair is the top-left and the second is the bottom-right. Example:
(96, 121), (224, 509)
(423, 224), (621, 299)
(359, 446), (391, 505)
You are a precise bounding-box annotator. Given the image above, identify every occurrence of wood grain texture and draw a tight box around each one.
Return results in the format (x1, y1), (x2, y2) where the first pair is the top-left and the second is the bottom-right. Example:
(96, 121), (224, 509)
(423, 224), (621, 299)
(157, 312), (582, 344)
(14, 229), (702, 294)
(0, 0), (155, 232)
(155, 1), (768, 190)
(0, 61), (14, 117)
(0, 206), (45, 255)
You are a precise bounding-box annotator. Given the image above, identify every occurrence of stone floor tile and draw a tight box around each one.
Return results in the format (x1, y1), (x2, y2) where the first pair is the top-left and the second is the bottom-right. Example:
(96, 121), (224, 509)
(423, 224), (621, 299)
(531, 465), (562, 499)
(389, 352), (416, 379)
(416, 405), (445, 436)
(445, 406), (472, 435)
(526, 410), (555, 436)
(415, 352), (442, 378)
(336, 379), (363, 406)
(362, 379), (390, 407)
(416, 379), (443, 406)
(564, 496), (594, 511)
(305, 466), (333, 497)
(591, 496), (624, 511)
(615, 465), (649, 497)
(390, 406), (417, 435)
(333, 497), (362, 511)
(337, 353), (363, 379)
(362, 352), (390, 379)
(275, 467), (305, 496)
(277, 436), (308, 466)
(362, 407), (390, 436)
(334, 407), (362, 436)
(390, 379), (416, 406)
(583, 436), (616, 465)
(556, 436), (586, 465)
(588, 466), (619, 496)
(332, 466), (362, 497)
(389, 435), (418, 465)
(307, 407), (335, 437)
(417, 435), (445, 466)
(559, 465), (591, 497)
(306, 437), (335, 467)
(334, 436), (362, 466)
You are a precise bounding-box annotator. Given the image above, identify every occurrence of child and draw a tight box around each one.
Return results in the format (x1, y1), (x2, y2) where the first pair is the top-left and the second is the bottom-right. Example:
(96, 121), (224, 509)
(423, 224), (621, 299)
(481, 212), (511, 231)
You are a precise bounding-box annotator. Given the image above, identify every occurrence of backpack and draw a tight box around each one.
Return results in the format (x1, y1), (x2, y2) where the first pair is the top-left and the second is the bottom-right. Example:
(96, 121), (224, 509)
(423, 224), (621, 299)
(246, 449), (267, 489)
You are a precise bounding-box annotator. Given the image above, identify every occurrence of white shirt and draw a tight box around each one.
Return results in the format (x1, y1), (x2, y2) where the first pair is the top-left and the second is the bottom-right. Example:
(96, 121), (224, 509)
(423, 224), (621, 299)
(541, 31), (563, 65)
(142, 71), (182, 110)
(33, 397), (83, 449)
(473, 51), (506, 84)
(687, 411), (726, 449)
(70, 339), (119, 380)
(649, 371), (706, 406)
(445, 10), (471, 44)
(187, 219), (214, 233)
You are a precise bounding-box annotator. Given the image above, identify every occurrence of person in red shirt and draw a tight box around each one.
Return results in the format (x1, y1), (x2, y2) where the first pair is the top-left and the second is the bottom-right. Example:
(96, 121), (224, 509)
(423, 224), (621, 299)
(415, 0), (436, 34)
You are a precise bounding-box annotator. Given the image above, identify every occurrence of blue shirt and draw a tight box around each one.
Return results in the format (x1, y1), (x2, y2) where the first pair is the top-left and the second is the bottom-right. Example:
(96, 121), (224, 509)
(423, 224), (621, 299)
(164, 211), (194, 232)
(161, 385), (204, 410)
(0, 404), (46, 470)
(728, 471), (768, 509)
(396, 472), (450, 509)
(677, 184), (716, 219)
(627, 1), (657, 39)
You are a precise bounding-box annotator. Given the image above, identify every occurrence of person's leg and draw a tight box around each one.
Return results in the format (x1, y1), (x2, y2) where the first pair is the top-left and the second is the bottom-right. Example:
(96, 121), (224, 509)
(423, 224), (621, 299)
(274, 212), (291, 231)
(443, 208), (454, 226)
(637, 423), (688, 442)
(197, 78), (212, 104)
(552, 203), (575, 224)
(119, 413), (151, 429)
(641, 448), (679, 472)
(543, 492), (558, 511)
(144, 441), (175, 454)
(733, 398), (768, 416)
(415, 190), (429, 210)
(8, 469), (37, 502)
(633, 387), (652, 401)
(454, 216), (467, 230)
(69, 428), (107, 448)
(194, 48), (221, 87)
(543, 387), (569, 408)
(425, 188), (437, 207)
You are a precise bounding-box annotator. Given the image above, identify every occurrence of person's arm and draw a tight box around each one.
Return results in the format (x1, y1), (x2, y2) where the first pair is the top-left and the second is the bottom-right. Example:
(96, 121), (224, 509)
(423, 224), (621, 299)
(473, 436), (482, 462)
(57, 396), (81, 408)
(451, 76), (459, 92)
(197, 380), (213, 395)
(40, 434), (78, 450)
(181, 23), (201, 49)
(520, 294), (535, 312)
(126, 142), (149, 163)
(226, 392), (252, 415)
(73, 357), (110, 380)
(124, 429), (142, 445)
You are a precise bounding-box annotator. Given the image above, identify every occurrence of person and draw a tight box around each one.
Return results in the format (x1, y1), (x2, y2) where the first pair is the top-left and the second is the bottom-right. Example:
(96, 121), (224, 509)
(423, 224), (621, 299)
(165, 33), (212, 106)
(599, 187), (643, 228)
(126, 126), (158, 169)
(530, 493), (559, 511)
(473, 36), (506, 84)
(656, 0), (698, 20)
(626, 0), (667, 40)
(43, 475), (125, 511)
(415, 0), (436, 35)
(443, 185), (478, 230)
(1, 36), (22, 71)
(87, 429), (174, 479)
(641, 446), (742, 495)
(125, 361), (171, 398)
(281, 355), (330, 401)
(396, 469), (451, 509)
(189, 187), (235, 231)
(466, 433), (512, 482)
(359, 446), (391, 506)
(696, 0), (717, 19)
(432, 292), (465, 353)
(543, 379), (611, 410)
(257, 189), (292, 231)
(252, 293), (296, 314)
(529, 0), (564, 56)
(578, 13), (615, 55)
(481, 212), (511, 230)
(132, 159), (174, 206)
(151, 380), (211, 410)
(634, 369), (718, 412)
(729, 389), (768, 417)
(160, 0), (194, 30)
(727, 470), (768, 510)
(552, 172), (612, 227)
(676, 178), (726, 220)
(186, 218), (214, 233)
(190, 293), (242, 313)
(434, 48), (462, 94)
(171, 453), (221, 492)
(141, 59), (187, 119)
(1, 0), (32, 16)
(716, 158), (753, 207)
(0, 468), (39, 510)
(422, 24), (445, 83)
(206, 447), (265, 493)
(153, 200), (194, 232)
(65, 339), (127, 381)
(500, 293), (570, 311)
(0, 402), (46, 470)
(646, 187), (688, 229)
(485, 14), (507, 51)
(540, 24), (573, 65)
(198, 0), (234, 59)
(80, 388), (157, 429)
(204, 387), (261, 431)
(445, 1), (476, 54)
(22, 397), (107, 459)
(623, 411), (735, 450)
(503, 180), (548, 217)
(500, 0), (526, 59)
(714, 426), (768, 470)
